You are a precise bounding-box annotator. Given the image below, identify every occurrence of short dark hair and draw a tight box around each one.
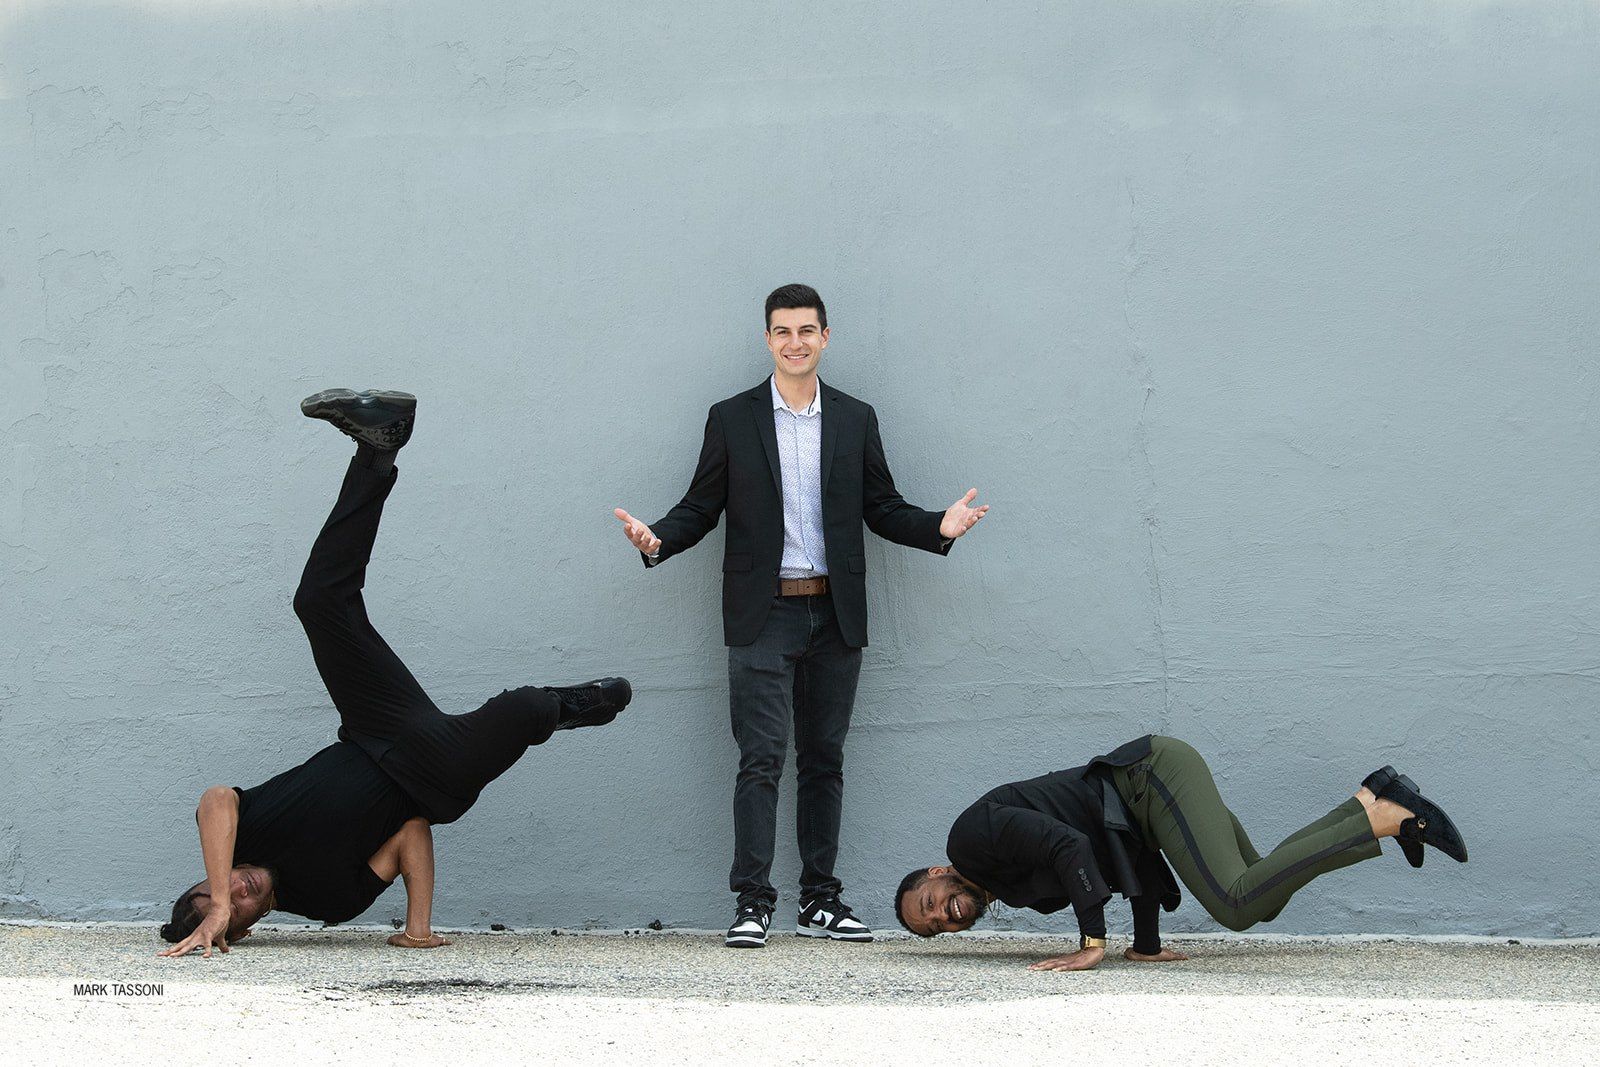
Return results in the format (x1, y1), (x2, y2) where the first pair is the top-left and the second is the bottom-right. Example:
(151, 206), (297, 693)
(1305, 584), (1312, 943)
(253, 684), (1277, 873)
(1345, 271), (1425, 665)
(159, 885), (205, 943)
(159, 868), (275, 943)
(764, 283), (826, 330)
(894, 868), (933, 934)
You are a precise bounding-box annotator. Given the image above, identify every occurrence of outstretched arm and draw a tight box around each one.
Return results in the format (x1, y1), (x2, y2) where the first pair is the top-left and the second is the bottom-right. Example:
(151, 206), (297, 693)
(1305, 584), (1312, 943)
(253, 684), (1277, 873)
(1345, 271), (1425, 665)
(615, 405), (729, 567)
(369, 817), (450, 949)
(157, 786), (241, 959)
(861, 407), (988, 551)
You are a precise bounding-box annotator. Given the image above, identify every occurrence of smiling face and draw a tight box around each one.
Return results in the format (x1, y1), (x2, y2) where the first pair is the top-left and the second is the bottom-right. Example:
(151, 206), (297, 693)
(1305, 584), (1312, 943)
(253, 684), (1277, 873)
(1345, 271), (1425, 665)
(898, 867), (989, 937)
(765, 305), (828, 384)
(178, 865), (277, 939)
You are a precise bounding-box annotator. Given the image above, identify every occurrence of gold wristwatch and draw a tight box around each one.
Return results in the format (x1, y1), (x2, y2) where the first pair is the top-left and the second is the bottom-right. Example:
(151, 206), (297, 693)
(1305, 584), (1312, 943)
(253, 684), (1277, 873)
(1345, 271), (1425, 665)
(1080, 935), (1108, 950)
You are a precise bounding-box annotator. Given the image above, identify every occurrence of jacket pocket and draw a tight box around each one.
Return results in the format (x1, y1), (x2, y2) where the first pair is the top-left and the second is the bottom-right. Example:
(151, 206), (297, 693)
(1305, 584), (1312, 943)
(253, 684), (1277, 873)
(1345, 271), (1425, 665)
(723, 553), (752, 572)
(847, 555), (866, 573)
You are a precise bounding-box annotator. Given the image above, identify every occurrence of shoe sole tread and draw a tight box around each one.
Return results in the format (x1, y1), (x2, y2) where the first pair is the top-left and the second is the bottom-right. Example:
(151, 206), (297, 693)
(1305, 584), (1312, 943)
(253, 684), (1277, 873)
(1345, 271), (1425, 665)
(795, 927), (873, 941)
(300, 388), (416, 414)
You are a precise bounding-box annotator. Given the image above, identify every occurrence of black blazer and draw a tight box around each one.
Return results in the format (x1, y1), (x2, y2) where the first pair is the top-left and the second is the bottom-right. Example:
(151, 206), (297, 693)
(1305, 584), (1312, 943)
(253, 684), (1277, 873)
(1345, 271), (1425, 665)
(945, 735), (1181, 918)
(646, 378), (950, 647)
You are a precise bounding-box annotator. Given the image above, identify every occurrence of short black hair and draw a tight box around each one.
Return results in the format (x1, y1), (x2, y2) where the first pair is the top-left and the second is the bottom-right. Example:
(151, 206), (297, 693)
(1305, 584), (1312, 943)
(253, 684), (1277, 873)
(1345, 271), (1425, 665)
(159, 886), (205, 943)
(894, 868), (933, 934)
(765, 283), (827, 330)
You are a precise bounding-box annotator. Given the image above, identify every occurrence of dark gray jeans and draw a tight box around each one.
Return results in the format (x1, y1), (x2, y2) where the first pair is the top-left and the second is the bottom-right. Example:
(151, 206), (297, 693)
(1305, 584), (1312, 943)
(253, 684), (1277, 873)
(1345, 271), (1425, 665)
(727, 593), (863, 907)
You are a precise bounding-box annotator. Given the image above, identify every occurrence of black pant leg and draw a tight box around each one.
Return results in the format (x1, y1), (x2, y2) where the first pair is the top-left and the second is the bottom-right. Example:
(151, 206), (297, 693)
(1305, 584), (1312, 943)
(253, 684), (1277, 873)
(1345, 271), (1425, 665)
(726, 597), (807, 908)
(792, 595), (862, 900)
(379, 686), (563, 824)
(293, 459), (439, 741)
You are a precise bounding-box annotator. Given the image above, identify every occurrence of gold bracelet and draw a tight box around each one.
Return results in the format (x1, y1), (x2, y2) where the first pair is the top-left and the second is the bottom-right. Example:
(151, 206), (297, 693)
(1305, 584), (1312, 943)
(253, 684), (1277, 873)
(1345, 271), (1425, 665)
(402, 930), (433, 942)
(1080, 935), (1108, 950)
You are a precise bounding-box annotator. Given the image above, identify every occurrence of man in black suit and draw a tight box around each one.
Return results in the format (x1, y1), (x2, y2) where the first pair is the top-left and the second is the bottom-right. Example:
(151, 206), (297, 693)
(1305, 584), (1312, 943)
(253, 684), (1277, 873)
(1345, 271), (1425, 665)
(615, 284), (988, 947)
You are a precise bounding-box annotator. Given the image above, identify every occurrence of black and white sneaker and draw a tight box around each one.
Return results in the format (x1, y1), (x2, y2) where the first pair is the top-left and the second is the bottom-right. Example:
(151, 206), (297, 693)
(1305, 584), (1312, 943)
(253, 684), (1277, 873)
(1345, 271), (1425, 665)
(797, 895), (873, 942)
(725, 903), (772, 948)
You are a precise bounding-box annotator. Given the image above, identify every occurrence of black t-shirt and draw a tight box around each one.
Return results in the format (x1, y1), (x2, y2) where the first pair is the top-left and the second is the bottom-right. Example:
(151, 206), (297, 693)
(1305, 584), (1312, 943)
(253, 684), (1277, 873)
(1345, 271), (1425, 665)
(232, 742), (418, 923)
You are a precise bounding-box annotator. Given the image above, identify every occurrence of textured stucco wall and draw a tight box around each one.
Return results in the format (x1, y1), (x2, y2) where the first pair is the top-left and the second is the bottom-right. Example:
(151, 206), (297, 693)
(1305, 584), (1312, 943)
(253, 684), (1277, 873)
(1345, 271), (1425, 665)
(2, 2), (1596, 938)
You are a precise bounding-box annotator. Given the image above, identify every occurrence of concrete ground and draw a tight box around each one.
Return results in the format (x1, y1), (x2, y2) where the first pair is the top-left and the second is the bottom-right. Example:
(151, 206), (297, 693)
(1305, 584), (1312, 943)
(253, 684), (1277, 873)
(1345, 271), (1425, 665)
(4, 924), (1596, 1065)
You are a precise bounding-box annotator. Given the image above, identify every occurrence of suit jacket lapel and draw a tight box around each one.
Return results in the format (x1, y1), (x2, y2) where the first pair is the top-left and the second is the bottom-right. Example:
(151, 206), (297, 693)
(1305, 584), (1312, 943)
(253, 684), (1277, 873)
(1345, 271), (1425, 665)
(748, 381), (782, 495)
(819, 378), (840, 493)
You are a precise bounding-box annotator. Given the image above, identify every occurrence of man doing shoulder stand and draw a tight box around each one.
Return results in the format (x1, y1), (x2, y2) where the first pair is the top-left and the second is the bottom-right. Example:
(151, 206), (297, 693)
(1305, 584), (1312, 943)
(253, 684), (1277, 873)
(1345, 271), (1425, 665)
(616, 284), (988, 947)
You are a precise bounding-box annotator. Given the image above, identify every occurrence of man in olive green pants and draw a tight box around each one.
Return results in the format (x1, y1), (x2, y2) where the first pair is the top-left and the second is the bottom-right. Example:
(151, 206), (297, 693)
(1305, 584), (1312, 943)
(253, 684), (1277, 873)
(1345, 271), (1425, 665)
(895, 734), (1467, 971)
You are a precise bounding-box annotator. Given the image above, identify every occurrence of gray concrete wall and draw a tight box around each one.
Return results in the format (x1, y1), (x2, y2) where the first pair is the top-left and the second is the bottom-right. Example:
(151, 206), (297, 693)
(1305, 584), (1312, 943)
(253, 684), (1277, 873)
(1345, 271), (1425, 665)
(2, 2), (1595, 938)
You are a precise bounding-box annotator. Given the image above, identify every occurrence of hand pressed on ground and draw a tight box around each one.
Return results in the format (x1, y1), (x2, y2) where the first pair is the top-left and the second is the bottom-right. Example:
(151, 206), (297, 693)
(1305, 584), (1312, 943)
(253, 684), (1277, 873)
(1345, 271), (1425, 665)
(1125, 947), (1189, 963)
(156, 907), (233, 959)
(1028, 945), (1105, 972)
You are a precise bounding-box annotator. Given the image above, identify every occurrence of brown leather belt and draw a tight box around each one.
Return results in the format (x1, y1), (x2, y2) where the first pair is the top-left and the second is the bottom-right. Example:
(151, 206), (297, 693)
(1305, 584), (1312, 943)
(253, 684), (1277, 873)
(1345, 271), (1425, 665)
(778, 576), (829, 597)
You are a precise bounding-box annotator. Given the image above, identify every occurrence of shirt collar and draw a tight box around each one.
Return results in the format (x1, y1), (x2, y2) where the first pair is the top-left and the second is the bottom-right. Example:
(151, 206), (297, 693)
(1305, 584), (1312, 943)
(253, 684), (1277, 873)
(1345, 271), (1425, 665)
(770, 375), (822, 417)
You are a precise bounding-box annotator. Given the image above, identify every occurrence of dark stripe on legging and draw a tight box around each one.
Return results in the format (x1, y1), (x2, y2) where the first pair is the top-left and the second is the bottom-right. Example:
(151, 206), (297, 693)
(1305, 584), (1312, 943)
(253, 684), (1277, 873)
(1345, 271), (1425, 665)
(1144, 770), (1373, 910)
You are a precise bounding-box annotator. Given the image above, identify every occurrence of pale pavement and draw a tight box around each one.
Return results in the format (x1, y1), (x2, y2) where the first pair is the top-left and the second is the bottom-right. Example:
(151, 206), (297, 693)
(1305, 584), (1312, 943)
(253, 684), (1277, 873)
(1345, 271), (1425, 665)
(5, 924), (1596, 1065)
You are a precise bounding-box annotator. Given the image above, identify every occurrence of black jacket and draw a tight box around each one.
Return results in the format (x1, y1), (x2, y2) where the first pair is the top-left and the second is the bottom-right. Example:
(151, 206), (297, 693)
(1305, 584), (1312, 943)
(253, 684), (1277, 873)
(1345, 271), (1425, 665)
(646, 378), (950, 647)
(946, 735), (1181, 933)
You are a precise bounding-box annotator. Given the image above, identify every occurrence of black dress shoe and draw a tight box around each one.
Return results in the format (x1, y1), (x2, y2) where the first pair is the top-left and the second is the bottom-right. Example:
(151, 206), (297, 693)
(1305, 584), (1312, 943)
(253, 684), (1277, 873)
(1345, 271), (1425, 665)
(1362, 767), (1423, 867)
(301, 389), (416, 451)
(550, 677), (632, 730)
(1362, 765), (1468, 864)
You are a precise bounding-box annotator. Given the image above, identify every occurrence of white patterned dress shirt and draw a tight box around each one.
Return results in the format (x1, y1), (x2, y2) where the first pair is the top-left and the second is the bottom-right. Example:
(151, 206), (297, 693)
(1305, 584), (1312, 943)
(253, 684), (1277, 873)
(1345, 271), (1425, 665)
(770, 375), (827, 578)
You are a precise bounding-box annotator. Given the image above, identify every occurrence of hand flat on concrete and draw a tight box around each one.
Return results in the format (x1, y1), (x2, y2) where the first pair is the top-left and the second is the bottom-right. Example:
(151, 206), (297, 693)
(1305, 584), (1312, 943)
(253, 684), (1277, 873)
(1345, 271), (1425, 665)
(1124, 947), (1189, 963)
(156, 907), (235, 959)
(1028, 945), (1104, 972)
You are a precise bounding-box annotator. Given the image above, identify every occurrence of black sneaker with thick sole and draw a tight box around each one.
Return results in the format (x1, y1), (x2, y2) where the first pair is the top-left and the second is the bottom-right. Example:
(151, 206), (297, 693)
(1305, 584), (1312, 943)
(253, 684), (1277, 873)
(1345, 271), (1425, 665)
(725, 903), (773, 948)
(550, 677), (632, 730)
(796, 895), (873, 942)
(301, 389), (417, 451)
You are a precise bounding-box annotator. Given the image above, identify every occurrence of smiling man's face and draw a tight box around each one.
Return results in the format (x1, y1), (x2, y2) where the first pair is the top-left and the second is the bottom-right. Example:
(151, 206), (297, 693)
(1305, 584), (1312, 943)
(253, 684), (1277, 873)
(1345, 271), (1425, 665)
(900, 867), (988, 937)
(765, 305), (828, 383)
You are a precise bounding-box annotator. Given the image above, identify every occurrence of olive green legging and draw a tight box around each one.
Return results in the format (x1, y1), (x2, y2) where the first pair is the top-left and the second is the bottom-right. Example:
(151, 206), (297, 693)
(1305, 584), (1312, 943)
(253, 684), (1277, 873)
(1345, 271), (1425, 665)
(1111, 736), (1382, 932)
